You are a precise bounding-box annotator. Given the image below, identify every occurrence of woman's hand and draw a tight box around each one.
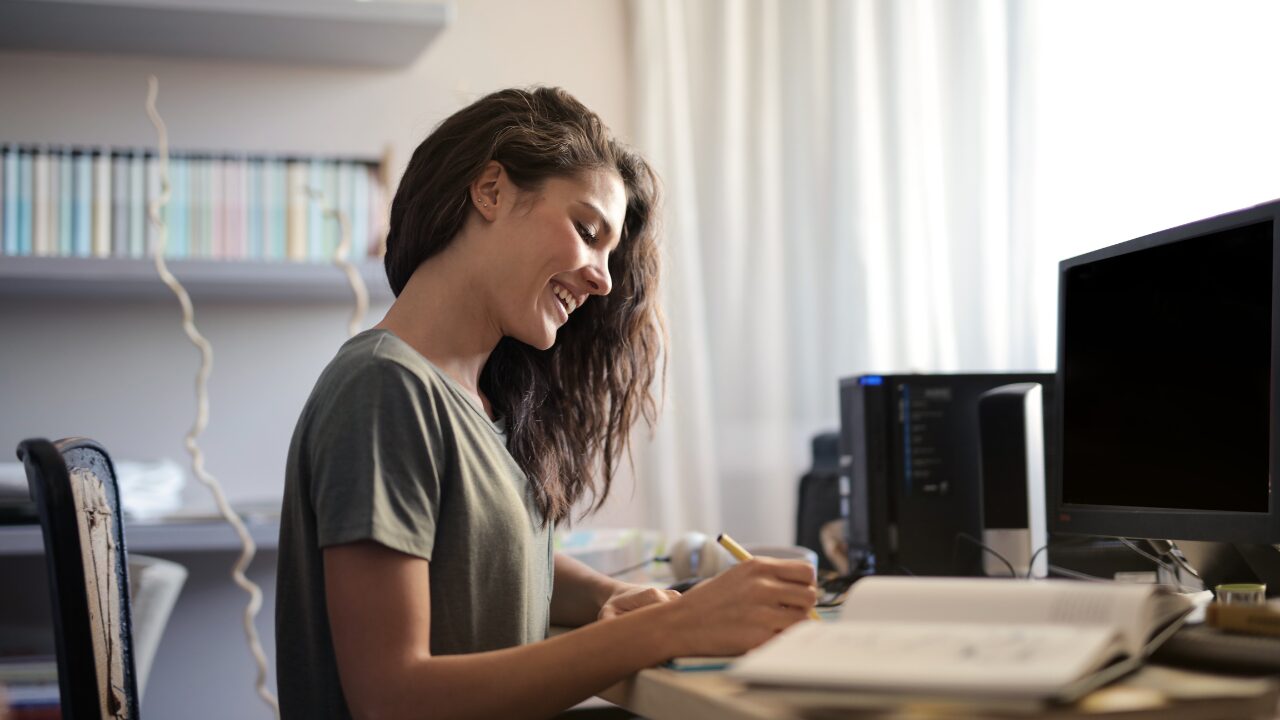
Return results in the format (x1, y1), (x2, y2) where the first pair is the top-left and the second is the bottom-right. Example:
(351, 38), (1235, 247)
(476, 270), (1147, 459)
(664, 557), (817, 658)
(598, 584), (681, 621)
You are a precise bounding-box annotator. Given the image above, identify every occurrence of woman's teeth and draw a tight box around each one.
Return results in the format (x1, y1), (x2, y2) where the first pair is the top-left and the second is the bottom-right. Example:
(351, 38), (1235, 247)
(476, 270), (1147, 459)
(553, 284), (578, 314)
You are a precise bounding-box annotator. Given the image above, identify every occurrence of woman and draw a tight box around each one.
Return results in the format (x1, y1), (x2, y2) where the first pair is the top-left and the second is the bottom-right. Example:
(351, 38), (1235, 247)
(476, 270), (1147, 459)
(276, 87), (817, 719)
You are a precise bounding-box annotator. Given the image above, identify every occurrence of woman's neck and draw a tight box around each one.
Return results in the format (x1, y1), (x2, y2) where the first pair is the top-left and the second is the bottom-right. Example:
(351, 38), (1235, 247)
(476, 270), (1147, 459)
(374, 251), (500, 413)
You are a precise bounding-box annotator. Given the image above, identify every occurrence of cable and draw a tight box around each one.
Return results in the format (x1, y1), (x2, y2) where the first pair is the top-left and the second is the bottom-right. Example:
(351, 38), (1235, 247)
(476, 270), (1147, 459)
(605, 555), (669, 578)
(145, 76), (280, 719)
(1116, 537), (1196, 591)
(954, 532), (1016, 578)
(1167, 546), (1204, 582)
(1046, 564), (1111, 583)
(1121, 537), (1201, 591)
(304, 186), (369, 337)
(1025, 543), (1050, 579)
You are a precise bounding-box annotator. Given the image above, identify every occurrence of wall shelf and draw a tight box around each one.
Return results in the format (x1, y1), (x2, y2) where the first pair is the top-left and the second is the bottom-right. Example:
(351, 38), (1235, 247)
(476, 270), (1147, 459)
(0, 0), (453, 68)
(0, 515), (280, 555)
(0, 255), (393, 302)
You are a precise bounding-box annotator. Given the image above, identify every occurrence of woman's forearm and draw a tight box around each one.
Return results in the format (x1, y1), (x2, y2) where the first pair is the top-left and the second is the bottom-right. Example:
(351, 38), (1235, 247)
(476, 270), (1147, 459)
(549, 551), (628, 626)
(361, 601), (681, 720)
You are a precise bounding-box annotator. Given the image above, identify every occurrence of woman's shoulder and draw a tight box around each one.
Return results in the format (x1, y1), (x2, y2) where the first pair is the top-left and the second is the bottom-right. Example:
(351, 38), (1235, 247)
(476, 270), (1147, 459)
(320, 328), (452, 398)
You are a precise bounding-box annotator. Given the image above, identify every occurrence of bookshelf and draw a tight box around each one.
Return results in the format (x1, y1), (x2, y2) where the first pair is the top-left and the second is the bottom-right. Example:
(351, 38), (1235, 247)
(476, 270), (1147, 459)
(0, 515), (281, 555)
(0, 255), (392, 301)
(0, 0), (453, 68)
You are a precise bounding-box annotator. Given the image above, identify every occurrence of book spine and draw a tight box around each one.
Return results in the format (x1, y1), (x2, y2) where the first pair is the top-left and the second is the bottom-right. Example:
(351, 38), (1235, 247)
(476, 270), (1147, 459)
(369, 163), (387, 259)
(210, 156), (224, 259)
(231, 157), (247, 260)
(57, 152), (73, 257)
(245, 158), (261, 261)
(259, 159), (274, 261)
(188, 156), (204, 259)
(129, 151), (145, 258)
(92, 150), (111, 258)
(112, 152), (128, 258)
(32, 148), (49, 257)
(183, 156), (197, 258)
(352, 161), (369, 261)
(306, 158), (322, 261)
(0, 146), (6, 254)
(169, 156), (187, 258)
(17, 147), (32, 256)
(145, 153), (160, 257)
(272, 160), (287, 260)
(41, 148), (58, 257)
(1, 145), (14, 255)
(72, 149), (92, 258)
(286, 160), (306, 261)
(336, 161), (352, 259)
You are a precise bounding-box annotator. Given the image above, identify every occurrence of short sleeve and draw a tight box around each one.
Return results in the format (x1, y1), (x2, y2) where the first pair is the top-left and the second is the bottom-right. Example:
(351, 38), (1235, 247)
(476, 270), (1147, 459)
(306, 358), (447, 560)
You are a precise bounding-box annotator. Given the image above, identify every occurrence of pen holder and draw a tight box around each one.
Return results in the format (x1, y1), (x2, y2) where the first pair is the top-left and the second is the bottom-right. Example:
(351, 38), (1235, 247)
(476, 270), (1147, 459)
(1216, 583), (1267, 605)
(743, 545), (820, 578)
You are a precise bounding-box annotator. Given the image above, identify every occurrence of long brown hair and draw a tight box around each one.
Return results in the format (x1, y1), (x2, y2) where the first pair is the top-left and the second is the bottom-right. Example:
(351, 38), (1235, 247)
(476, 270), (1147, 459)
(385, 87), (664, 526)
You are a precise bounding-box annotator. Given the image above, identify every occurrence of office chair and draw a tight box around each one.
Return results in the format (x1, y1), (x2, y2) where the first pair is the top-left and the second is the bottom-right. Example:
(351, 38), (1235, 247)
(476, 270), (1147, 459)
(17, 437), (141, 719)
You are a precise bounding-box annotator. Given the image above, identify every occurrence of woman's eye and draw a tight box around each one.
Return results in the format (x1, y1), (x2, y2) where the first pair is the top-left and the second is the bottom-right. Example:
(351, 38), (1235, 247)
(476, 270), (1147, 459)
(575, 222), (598, 245)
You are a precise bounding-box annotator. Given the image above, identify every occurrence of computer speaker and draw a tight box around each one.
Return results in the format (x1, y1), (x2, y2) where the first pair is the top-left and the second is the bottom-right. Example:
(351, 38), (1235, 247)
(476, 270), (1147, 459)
(977, 382), (1048, 578)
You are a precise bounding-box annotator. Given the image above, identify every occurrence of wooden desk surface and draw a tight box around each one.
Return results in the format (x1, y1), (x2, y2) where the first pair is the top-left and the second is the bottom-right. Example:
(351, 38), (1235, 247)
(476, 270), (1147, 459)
(599, 665), (1280, 720)
(600, 667), (804, 720)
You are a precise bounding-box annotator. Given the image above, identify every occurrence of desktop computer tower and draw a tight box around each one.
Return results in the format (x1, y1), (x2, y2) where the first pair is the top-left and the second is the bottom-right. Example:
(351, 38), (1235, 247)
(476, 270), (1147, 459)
(838, 373), (1055, 577)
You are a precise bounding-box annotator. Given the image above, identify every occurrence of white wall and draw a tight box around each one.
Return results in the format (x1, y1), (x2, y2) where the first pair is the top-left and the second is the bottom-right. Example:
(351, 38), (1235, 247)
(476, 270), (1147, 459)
(1026, 0), (1280, 368)
(0, 0), (633, 514)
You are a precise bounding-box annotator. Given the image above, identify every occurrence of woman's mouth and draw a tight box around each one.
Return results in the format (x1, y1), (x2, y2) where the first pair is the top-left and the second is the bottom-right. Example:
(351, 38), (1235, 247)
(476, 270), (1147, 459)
(551, 282), (578, 314)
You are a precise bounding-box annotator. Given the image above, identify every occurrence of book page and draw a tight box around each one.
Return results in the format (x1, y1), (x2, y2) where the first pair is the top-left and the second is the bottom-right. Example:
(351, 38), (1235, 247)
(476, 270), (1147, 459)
(837, 577), (1187, 656)
(728, 620), (1122, 698)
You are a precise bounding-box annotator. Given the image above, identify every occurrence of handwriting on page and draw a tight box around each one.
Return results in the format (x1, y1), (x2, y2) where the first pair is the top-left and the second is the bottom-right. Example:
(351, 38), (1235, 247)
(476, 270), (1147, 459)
(805, 622), (1091, 668)
(1048, 594), (1114, 624)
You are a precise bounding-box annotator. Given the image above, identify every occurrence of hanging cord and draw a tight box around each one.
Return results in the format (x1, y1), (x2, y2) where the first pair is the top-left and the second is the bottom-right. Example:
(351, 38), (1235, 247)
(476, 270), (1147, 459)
(605, 555), (670, 578)
(304, 185), (368, 337)
(1117, 537), (1198, 591)
(953, 532), (1016, 578)
(145, 76), (280, 719)
(1025, 543), (1050, 579)
(1046, 564), (1112, 583)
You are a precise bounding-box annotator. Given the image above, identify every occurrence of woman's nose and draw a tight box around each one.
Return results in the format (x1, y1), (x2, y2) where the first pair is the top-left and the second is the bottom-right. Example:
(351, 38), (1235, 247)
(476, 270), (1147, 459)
(583, 261), (612, 296)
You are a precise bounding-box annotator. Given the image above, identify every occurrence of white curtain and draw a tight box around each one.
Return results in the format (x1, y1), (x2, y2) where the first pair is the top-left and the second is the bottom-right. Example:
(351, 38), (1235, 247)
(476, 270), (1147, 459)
(611, 0), (1034, 544)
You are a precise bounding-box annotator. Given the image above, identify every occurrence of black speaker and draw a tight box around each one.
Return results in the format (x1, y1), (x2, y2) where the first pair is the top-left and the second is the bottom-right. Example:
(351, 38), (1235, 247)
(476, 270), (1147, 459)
(977, 383), (1048, 578)
(796, 432), (842, 572)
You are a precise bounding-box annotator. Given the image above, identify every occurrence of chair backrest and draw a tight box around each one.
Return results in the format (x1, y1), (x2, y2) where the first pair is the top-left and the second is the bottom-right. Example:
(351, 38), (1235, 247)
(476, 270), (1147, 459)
(17, 437), (140, 719)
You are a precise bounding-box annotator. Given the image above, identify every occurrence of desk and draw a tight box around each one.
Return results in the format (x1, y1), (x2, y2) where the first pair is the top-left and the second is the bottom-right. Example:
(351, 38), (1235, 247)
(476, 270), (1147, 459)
(599, 665), (1280, 719)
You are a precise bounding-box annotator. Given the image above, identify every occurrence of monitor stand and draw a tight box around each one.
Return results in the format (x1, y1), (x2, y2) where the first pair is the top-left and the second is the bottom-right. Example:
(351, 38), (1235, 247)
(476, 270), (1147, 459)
(1175, 540), (1280, 597)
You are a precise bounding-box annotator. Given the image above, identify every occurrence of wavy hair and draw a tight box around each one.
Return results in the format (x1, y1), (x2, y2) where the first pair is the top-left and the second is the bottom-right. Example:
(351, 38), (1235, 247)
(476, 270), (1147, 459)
(384, 87), (665, 526)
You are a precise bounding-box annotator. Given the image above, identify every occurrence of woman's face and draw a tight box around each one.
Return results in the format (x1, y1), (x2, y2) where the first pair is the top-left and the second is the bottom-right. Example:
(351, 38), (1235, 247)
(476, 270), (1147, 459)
(494, 168), (626, 350)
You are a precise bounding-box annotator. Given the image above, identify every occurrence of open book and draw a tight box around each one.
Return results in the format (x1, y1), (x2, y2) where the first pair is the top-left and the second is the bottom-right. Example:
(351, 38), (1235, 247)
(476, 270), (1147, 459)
(727, 576), (1193, 703)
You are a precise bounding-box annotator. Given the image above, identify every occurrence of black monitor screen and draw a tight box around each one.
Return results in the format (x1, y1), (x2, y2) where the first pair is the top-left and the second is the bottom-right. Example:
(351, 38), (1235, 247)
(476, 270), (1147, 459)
(1062, 220), (1273, 513)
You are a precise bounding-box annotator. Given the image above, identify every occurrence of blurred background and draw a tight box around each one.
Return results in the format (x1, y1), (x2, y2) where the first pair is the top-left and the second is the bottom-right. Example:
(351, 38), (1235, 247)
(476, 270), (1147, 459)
(2, 0), (1280, 716)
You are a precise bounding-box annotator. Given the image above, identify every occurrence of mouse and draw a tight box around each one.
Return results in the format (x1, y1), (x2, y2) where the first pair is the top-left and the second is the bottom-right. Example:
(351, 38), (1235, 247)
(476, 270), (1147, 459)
(667, 577), (704, 593)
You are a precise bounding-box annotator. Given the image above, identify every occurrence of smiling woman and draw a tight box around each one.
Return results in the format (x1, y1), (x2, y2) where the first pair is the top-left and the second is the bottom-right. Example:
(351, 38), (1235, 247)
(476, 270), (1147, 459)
(273, 86), (821, 720)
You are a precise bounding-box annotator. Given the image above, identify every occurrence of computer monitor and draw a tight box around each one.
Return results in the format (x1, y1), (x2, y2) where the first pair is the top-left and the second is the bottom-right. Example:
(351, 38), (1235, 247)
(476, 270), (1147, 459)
(1051, 199), (1280, 546)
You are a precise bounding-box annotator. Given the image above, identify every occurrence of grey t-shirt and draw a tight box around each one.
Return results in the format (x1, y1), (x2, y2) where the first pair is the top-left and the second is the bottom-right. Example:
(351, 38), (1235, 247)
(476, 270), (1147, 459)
(276, 329), (554, 719)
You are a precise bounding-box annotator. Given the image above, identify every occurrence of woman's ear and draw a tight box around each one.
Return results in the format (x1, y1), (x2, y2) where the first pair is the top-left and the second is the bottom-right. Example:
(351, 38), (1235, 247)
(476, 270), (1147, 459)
(470, 160), (503, 221)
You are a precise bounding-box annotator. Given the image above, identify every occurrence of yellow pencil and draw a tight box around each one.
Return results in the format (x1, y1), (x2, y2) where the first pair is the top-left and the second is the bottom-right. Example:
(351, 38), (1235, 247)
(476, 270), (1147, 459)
(717, 533), (822, 621)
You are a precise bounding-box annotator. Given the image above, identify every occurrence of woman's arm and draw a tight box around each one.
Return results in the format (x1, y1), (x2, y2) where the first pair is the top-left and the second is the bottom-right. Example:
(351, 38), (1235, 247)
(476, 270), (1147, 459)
(325, 541), (816, 720)
(549, 552), (678, 626)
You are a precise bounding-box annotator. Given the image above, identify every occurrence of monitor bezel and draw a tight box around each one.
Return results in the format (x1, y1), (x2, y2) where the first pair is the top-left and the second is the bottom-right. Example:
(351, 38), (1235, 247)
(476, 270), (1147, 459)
(1051, 199), (1280, 543)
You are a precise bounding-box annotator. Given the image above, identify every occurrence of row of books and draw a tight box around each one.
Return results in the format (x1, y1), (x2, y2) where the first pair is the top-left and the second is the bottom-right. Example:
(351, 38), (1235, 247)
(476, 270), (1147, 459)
(0, 145), (389, 263)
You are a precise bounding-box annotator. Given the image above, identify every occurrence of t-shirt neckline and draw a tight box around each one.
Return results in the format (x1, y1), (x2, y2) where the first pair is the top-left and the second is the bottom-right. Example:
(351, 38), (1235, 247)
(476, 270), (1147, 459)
(363, 328), (506, 437)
